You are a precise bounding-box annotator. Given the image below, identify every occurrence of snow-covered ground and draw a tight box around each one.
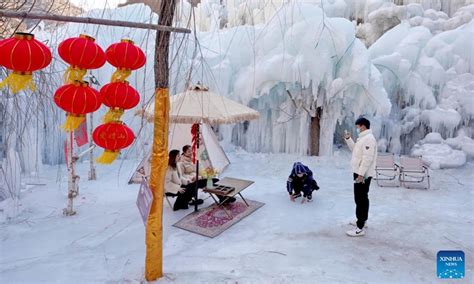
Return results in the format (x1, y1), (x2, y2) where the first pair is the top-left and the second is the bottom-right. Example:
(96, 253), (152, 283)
(1, 150), (473, 283)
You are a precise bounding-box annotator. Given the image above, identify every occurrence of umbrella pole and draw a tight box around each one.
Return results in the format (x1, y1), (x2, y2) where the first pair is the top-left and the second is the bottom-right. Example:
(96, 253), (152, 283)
(194, 123), (200, 212)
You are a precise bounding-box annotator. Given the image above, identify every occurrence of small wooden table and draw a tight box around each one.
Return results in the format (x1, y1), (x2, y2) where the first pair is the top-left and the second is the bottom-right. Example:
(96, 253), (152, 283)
(203, 177), (254, 218)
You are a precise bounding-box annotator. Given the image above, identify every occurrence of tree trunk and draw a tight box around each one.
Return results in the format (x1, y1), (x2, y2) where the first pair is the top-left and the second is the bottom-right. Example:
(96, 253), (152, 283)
(145, 0), (176, 281)
(310, 107), (323, 156)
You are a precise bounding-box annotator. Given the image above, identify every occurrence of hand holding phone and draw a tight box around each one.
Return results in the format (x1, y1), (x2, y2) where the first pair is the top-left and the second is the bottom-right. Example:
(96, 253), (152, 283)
(344, 130), (351, 140)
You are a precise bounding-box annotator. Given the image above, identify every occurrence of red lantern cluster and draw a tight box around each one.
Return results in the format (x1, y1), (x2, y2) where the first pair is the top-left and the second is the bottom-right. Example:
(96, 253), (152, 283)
(54, 81), (103, 131)
(92, 122), (135, 164)
(91, 39), (144, 164)
(54, 34), (105, 132)
(58, 34), (106, 83)
(0, 32), (52, 93)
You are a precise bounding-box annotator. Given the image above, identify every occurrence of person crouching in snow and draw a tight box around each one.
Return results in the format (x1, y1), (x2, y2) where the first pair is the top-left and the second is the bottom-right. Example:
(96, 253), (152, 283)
(287, 162), (319, 203)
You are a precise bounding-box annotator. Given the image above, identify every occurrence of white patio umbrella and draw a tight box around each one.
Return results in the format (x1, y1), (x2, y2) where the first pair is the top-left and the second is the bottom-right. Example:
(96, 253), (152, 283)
(136, 84), (259, 211)
(138, 84), (260, 124)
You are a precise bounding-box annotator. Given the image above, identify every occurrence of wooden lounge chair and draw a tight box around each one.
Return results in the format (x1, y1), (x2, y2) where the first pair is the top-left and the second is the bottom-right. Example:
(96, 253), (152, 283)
(399, 156), (430, 189)
(375, 153), (400, 187)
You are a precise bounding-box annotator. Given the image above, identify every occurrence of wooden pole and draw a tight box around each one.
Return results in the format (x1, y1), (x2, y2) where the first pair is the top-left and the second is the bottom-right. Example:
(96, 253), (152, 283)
(145, 0), (176, 281)
(64, 132), (76, 216)
(88, 113), (96, 180)
(0, 10), (190, 34)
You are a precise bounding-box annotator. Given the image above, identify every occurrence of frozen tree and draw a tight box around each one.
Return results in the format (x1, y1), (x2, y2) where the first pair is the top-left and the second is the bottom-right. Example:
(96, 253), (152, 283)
(171, 3), (391, 156)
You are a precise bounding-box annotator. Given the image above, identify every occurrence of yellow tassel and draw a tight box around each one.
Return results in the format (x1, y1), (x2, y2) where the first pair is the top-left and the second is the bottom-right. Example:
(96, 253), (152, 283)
(96, 150), (120, 164)
(61, 115), (85, 132)
(0, 72), (35, 94)
(103, 108), (124, 123)
(64, 67), (87, 83)
(111, 68), (132, 82)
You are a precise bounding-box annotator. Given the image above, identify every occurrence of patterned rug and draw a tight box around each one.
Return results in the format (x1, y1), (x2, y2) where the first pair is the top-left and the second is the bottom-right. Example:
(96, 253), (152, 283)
(173, 199), (265, 238)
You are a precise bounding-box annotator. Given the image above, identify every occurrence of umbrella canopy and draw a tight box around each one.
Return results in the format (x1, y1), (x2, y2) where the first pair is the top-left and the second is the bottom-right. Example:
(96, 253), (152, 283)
(137, 85), (260, 124)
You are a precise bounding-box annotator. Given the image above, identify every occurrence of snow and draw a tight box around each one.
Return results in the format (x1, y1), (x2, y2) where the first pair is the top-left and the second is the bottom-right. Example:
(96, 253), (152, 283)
(411, 131), (474, 169)
(446, 129), (474, 159)
(1, 150), (473, 283)
(411, 143), (467, 169)
(420, 132), (444, 144)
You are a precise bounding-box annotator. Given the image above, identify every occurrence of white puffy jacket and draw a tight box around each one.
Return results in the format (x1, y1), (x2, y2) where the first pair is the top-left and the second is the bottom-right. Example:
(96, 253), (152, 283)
(165, 166), (192, 194)
(345, 129), (378, 177)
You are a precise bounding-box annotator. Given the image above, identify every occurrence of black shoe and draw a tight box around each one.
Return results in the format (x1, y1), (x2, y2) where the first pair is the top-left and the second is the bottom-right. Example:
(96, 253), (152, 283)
(189, 199), (204, 206)
(306, 195), (313, 202)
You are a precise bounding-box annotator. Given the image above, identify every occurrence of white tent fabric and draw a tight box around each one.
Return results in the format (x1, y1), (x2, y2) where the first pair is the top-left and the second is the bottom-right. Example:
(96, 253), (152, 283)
(128, 123), (230, 184)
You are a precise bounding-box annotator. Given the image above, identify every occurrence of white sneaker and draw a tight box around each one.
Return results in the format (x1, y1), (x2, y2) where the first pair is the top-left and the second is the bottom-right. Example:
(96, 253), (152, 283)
(349, 220), (368, 228)
(346, 227), (365, 237)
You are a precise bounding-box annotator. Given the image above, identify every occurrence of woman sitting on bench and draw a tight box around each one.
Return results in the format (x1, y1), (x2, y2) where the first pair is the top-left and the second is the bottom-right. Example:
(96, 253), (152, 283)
(166, 149), (204, 211)
(165, 149), (236, 211)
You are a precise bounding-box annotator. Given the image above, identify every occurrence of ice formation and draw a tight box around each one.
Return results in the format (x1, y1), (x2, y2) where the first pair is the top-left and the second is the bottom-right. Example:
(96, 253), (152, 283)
(1, 0), (473, 183)
(172, 3), (391, 156)
(369, 11), (473, 166)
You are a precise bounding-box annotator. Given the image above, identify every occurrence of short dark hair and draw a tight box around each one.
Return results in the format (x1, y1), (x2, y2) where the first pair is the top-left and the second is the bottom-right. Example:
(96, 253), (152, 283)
(182, 145), (191, 153)
(168, 149), (180, 169)
(355, 117), (370, 129)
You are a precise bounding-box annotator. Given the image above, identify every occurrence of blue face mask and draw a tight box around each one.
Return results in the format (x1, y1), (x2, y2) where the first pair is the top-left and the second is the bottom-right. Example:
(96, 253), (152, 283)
(356, 128), (361, 135)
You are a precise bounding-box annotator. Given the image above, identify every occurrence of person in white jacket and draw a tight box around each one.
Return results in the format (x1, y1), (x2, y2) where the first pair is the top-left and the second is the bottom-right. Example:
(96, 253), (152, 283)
(344, 117), (378, 237)
(179, 145), (196, 181)
(165, 150), (201, 211)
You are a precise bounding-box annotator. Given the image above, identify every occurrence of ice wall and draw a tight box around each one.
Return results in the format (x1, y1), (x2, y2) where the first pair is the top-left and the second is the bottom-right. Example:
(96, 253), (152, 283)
(172, 3), (391, 155)
(175, 0), (474, 32)
(369, 10), (474, 160)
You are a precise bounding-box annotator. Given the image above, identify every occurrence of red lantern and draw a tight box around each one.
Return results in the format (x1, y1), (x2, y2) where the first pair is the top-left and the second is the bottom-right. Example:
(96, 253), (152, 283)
(58, 34), (106, 83)
(0, 32), (52, 93)
(93, 122), (135, 164)
(100, 81), (140, 123)
(54, 81), (103, 131)
(106, 39), (146, 82)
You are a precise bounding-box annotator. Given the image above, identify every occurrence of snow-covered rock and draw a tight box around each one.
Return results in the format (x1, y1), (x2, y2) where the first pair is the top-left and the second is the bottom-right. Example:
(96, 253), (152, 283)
(411, 142), (467, 169)
(446, 129), (474, 159)
(420, 132), (444, 144)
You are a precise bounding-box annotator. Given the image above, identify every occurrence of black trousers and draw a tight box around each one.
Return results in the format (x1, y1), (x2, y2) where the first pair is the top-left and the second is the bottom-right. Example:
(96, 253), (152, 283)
(353, 173), (372, 229)
(173, 178), (218, 209)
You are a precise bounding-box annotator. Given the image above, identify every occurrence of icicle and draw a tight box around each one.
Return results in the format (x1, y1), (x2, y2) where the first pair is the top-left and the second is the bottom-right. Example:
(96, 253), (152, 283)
(96, 150), (120, 164)
(0, 72), (35, 93)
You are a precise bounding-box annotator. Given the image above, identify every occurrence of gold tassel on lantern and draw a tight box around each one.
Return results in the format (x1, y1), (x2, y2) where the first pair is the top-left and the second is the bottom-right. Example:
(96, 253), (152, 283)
(111, 68), (131, 82)
(64, 67), (87, 83)
(103, 108), (124, 123)
(61, 114), (85, 131)
(0, 71), (35, 93)
(96, 150), (120, 164)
